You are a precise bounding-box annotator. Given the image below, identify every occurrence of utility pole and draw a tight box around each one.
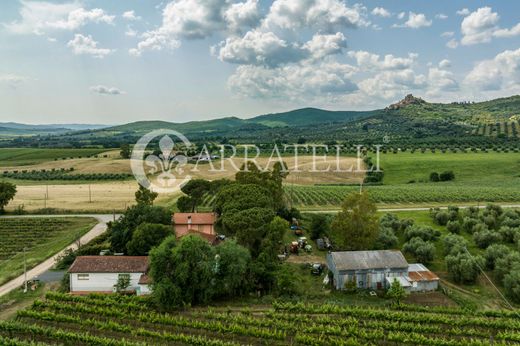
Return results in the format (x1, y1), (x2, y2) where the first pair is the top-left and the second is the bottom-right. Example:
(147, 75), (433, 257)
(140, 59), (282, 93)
(89, 184), (92, 203)
(23, 247), (27, 293)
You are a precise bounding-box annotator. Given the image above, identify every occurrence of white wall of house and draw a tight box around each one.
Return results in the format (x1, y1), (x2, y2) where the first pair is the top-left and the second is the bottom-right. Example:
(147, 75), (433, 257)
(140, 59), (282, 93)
(70, 272), (143, 292)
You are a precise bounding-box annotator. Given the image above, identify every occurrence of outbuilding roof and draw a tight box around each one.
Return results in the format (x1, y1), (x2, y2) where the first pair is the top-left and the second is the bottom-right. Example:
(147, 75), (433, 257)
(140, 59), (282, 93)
(68, 256), (149, 273)
(407, 263), (440, 282)
(173, 213), (216, 225)
(329, 250), (408, 271)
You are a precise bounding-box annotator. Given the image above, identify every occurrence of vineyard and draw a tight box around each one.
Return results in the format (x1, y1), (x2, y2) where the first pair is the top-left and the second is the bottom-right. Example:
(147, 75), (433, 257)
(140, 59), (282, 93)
(3, 292), (520, 345)
(0, 217), (97, 285)
(471, 121), (520, 138)
(284, 183), (520, 208)
(0, 148), (108, 166)
(2, 170), (133, 181)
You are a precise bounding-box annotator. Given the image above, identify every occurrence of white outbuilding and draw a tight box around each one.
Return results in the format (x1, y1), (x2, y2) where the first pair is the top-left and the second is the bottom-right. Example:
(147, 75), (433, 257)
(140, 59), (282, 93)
(68, 256), (151, 295)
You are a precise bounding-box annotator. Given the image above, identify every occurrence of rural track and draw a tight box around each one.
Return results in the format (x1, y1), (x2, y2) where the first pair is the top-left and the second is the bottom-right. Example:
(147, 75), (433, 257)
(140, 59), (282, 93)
(304, 204), (520, 213)
(0, 214), (119, 298)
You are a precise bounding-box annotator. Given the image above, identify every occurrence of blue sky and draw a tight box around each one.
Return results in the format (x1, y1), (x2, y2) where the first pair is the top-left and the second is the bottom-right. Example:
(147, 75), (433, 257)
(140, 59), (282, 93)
(0, 0), (519, 125)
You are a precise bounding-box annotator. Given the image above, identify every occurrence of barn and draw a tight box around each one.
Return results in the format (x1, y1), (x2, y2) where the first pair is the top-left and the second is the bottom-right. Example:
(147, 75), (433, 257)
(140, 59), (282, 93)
(407, 263), (440, 292)
(327, 250), (409, 290)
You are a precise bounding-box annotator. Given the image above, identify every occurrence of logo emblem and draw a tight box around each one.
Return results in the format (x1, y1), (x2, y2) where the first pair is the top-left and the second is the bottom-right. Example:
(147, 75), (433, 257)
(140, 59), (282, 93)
(131, 129), (192, 193)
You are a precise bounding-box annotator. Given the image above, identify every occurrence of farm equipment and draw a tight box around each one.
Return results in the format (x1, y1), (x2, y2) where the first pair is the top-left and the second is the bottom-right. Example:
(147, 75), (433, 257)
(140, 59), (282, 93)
(290, 241), (299, 254)
(291, 218), (304, 235)
(311, 263), (324, 275)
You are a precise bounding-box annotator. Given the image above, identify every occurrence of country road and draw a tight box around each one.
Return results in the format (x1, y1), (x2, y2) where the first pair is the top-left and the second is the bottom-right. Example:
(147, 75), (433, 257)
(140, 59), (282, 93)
(0, 214), (118, 298)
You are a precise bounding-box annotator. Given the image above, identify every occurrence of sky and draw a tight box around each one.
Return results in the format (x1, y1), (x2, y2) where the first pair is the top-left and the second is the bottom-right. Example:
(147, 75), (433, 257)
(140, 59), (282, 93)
(0, 0), (519, 125)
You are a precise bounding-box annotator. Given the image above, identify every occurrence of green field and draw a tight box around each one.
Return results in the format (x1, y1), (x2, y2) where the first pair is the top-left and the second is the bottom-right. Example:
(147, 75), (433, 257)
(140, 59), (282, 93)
(3, 292), (520, 345)
(380, 152), (520, 185)
(0, 217), (97, 285)
(0, 148), (108, 166)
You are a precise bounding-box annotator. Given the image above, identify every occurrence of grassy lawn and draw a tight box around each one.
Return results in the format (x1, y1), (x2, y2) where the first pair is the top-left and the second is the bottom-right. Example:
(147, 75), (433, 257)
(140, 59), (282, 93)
(0, 217), (97, 286)
(0, 284), (49, 320)
(0, 148), (109, 166)
(380, 151), (520, 185)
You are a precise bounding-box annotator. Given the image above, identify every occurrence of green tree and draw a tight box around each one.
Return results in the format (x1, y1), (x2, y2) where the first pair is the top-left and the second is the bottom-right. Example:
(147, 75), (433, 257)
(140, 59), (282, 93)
(151, 235), (215, 309)
(116, 274), (131, 293)
(0, 181), (16, 213)
(503, 267), (520, 303)
(484, 244), (511, 270)
(402, 237), (435, 264)
(374, 227), (398, 250)
(495, 252), (520, 282)
(443, 234), (467, 256)
(214, 240), (251, 298)
(177, 179), (211, 212)
(429, 172), (439, 182)
(120, 144), (131, 159)
(310, 214), (330, 240)
(126, 223), (172, 255)
(109, 204), (171, 253)
(274, 265), (300, 297)
(404, 225), (441, 241)
(446, 220), (461, 234)
(149, 236), (177, 284)
(446, 252), (484, 284)
(330, 192), (378, 250)
(387, 278), (407, 305)
(135, 185), (158, 206)
(473, 229), (502, 249)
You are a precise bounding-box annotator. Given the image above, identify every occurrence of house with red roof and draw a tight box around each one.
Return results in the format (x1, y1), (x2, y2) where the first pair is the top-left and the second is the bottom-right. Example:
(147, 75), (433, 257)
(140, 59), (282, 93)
(173, 212), (217, 242)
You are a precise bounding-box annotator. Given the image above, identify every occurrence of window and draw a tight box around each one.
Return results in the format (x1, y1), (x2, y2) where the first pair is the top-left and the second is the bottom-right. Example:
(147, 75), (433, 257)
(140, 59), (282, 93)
(77, 274), (89, 280)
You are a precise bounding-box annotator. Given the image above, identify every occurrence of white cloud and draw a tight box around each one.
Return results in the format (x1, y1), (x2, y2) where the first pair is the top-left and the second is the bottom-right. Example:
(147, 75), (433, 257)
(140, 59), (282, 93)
(303, 32), (347, 59)
(213, 29), (308, 67)
(0, 74), (29, 88)
(456, 8), (470, 16)
(67, 34), (113, 58)
(348, 51), (417, 71)
(129, 30), (180, 56)
(446, 39), (458, 49)
(122, 10), (141, 21)
(427, 67), (458, 95)
(224, 0), (261, 33)
(90, 85), (125, 95)
(5, 1), (114, 35)
(460, 7), (499, 45)
(441, 31), (454, 38)
(493, 23), (520, 38)
(400, 12), (432, 29)
(438, 59), (451, 69)
(228, 60), (358, 100)
(435, 14), (448, 20)
(358, 69), (427, 99)
(263, 0), (368, 32)
(125, 26), (137, 37)
(371, 7), (391, 18)
(464, 48), (520, 91)
(397, 12), (405, 20)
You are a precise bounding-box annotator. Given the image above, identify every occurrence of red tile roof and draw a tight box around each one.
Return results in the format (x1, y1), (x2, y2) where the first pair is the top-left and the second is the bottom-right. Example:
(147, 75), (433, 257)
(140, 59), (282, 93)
(68, 256), (149, 273)
(408, 270), (440, 282)
(173, 213), (215, 225)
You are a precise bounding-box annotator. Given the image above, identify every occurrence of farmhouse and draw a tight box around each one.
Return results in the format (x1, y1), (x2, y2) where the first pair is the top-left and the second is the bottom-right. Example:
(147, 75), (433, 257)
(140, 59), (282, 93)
(173, 212), (216, 238)
(68, 256), (150, 295)
(327, 250), (409, 290)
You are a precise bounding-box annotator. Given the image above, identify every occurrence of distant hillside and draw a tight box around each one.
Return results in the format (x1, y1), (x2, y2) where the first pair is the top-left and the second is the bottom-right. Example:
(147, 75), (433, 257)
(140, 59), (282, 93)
(388, 94), (520, 123)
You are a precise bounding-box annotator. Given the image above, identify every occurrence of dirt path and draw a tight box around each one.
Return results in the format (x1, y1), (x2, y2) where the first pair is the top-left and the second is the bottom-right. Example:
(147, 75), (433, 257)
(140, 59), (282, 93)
(0, 214), (116, 298)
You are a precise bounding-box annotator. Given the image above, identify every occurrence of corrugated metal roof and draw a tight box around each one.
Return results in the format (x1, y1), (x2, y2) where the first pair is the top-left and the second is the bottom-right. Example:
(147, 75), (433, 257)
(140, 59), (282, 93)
(408, 270), (440, 282)
(408, 263), (428, 272)
(330, 250), (408, 271)
(386, 276), (412, 287)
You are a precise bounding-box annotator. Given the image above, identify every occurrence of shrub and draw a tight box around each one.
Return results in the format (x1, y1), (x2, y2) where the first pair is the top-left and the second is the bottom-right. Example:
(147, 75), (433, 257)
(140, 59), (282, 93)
(495, 252), (520, 281)
(446, 252), (484, 284)
(434, 211), (450, 226)
(504, 267), (520, 303)
(443, 234), (467, 256)
(484, 244), (511, 270)
(429, 172), (440, 182)
(374, 227), (398, 250)
(402, 237), (435, 264)
(439, 171), (455, 181)
(462, 217), (479, 234)
(473, 229), (502, 249)
(404, 225), (441, 241)
(446, 221), (461, 234)
(499, 226), (520, 243)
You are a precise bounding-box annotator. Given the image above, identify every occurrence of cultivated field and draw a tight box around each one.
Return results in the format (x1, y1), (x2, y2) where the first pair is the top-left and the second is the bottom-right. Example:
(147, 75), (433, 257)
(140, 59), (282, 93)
(0, 148), (109, 166)
(0, 217), (97, 285)
(3, 292), (520, 345)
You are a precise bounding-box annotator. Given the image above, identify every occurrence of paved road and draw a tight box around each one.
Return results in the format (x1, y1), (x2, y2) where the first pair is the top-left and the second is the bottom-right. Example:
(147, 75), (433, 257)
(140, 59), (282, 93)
(0, 214), (118, 298)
